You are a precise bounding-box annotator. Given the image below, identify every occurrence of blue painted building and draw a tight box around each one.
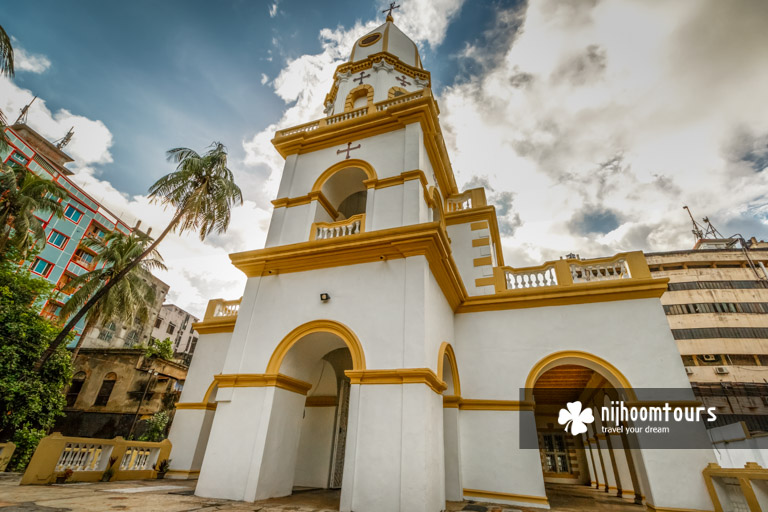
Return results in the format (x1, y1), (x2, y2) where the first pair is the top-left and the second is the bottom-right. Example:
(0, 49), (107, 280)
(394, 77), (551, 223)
(2, 123), (137, 346)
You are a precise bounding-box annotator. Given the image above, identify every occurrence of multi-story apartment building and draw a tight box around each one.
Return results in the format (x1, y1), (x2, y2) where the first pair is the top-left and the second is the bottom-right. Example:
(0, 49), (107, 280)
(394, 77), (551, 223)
(646, 237), (768, 432)
(150, 304), (199, 365)
(1, 122), (148, 347)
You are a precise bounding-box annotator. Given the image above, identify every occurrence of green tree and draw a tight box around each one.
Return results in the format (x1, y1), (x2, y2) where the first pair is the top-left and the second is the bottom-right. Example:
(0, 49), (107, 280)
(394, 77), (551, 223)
(0, 163), (69, 258)
(0, 248), (73, 471)
(144, 337), (174, 361)
(138, 410), (170, 442)
(0, 24), (13, 79)
(37, 142), (243, 370)
(59, 230), (166, 360)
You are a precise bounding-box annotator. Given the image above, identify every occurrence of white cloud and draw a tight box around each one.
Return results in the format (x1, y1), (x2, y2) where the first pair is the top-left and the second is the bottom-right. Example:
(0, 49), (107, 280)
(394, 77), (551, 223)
(260, 73), (269, 85)
(12, 41), (51, 74)
(439, 0), (768, 264)
(269, 1), (280, 18)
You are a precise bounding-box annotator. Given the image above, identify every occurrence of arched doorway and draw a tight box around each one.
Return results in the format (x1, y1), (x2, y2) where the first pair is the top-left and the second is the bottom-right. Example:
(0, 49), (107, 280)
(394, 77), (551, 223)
(527, 352), (645, 509)
(438, 342), (462, 502)
(263, 320), (365, 506)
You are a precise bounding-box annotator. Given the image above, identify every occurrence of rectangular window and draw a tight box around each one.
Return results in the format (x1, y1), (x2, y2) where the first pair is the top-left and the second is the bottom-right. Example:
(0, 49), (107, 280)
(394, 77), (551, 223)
(47, 230), (69, 249)
(63, 204), (83, 223)
(30, 257), (54, 277)
(41, 301), (63, 320)
(97, 322), (116, 342)
(8, 151), (30, 166)
(541, 433), (570, 473)
(85, 223), (106, 239)
(154, 317), (162, 329)
(167, 322), (176, 335)
(73, 248), (96, 269)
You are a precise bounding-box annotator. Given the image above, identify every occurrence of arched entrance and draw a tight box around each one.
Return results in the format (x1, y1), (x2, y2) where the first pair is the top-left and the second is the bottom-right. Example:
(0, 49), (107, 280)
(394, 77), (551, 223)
(438, 342), (462, 502)
(527, 352), (645, 509)
(264, 320), (365, 505)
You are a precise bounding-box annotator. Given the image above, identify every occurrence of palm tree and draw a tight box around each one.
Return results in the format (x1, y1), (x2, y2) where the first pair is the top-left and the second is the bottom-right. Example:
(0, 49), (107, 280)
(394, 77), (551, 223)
(58, 230), (166, 361)
(0, 163), (68, 257)
(35, 142), (243, 370)
(0, 24), (15, 128)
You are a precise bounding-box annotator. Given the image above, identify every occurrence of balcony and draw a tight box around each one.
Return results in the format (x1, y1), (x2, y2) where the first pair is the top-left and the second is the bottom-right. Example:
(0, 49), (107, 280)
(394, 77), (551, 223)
(310, 214), (365, 241)
(204, 298), (241, 320)
(446, 188), (487, 213)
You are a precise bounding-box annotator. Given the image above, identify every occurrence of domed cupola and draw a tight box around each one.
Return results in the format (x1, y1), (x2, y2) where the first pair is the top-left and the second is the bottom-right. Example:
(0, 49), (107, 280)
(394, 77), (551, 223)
(350, 16), (423, 69)
(323, 13), (430, 117)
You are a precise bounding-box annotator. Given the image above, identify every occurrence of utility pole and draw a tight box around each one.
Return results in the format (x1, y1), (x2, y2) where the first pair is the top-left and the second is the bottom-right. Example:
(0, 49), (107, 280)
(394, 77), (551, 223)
(128, 369), (158, 439)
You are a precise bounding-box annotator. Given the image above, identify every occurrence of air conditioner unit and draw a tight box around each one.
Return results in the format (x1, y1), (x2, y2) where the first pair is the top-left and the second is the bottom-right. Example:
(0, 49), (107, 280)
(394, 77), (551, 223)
(685, 367), (694, 375)
(703, 354), (717, 362)
(714, 366), (730, 375)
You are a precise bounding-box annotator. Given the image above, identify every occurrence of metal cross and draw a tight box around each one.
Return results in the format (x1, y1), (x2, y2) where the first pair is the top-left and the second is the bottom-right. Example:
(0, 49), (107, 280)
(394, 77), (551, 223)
(353, 71), (371, 85)
(337, 142), (361, 160)
(396, 75), (411, 87)
(383, 2), (400, 17)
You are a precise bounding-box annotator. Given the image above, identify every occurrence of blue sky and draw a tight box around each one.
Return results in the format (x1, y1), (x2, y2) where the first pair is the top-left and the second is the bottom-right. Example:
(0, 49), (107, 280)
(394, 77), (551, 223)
(4, 0), (512, 196)
(2, 0), (767, 315)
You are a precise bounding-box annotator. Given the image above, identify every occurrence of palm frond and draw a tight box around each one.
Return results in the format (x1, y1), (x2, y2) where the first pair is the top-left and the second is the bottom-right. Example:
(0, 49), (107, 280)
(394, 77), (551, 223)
(0, 24), (14, 77)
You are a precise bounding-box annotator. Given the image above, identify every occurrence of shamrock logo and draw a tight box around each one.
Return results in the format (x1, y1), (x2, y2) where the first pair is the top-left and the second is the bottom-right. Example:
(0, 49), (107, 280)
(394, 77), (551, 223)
(558, 401), (594, 436)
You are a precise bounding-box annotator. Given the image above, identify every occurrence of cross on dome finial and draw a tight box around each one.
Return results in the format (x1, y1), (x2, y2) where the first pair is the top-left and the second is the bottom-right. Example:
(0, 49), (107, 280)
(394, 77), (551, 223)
(383, 2), (400, 21)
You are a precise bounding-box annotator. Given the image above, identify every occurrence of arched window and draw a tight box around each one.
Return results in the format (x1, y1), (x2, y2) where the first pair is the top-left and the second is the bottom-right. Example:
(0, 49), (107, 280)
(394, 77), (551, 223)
(322, 168), (368, 220)
(344, 84), (374, 112)
(94, 372), (117, 406)
(66, 371), (86, 407)
(388, 86), (408, 99)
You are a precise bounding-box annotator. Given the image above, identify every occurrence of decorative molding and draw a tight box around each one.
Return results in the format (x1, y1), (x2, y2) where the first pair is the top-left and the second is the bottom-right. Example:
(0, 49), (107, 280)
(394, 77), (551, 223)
(345, 368), (447, 394)
(266, 320), (366, 373)
(192, 316), (237, 335)
(214, 373), (313, 396)
(462, 488), (549, 506)
(459, 399), (535, 411)
(443, 395), (461, 408)
(445, 205), (505, 266)
(175, 402), (217, 411)
(437, 342), (461, 396)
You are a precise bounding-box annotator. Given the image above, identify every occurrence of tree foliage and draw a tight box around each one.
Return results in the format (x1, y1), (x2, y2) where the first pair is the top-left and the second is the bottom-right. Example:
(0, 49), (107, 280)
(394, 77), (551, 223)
(144, 337), (174, 361)
(138, 410), (170, 442)
(0, 249), (73, 470)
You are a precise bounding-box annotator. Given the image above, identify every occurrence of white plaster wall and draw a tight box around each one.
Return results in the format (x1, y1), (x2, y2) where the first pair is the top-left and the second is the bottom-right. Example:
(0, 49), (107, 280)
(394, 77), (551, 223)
(446, 222), (494, 296)
(294, 407), (336, 488)
(177, 331), (231, 403)
(709, 423), (768, 468)
(167, 408), (215, 475)
(443, 407), (463, 501)
(460, 410), (549, 507)
(222, 256), (446, 375)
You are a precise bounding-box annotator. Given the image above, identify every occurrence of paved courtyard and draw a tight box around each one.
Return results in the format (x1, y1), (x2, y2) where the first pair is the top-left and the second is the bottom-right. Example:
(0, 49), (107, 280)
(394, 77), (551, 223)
(0, 475), (645, 512)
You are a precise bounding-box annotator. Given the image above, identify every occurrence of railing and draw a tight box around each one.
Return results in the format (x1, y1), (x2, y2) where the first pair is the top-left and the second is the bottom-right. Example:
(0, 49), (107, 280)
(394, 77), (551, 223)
(375, 89), (427, 111)
(203, 298), (242, 321)
(570, 258), (630, 283)
(494, 252), (650, 294)
(703, 462), (768, 512)
(446, 188), (488, 213)
(0, 441), (16, 471)
(311, 214), (365, 241)
(326, 106), (369, 126)
(505, 264), (558, 290)
(21, 433), (171, 485)
(274, 90), (429, 138)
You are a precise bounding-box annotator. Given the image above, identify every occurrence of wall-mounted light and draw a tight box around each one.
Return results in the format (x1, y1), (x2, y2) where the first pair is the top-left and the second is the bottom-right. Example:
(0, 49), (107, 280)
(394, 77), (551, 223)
(320, 293), (331, 302)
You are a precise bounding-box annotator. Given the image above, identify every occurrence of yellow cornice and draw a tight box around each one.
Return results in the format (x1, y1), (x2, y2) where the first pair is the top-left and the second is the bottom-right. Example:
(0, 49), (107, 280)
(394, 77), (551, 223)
(305, 395), (338, 407)
(175, 402), (217, 411)
(459, 399), (535, 412)
(463, 489), (548, 506)
(365, 169), (428, 190)
(272, 191), (339, 220)
(345, 368), (447, 394)
(214, 373), (313, 396)
(230, 223), (467, 311)
(192, 316), (237, 335)
(456, 278), (669, 314)
(445, 205), (505, 266)
(272, 92), (458, 198)
(443, 395), (461, 408)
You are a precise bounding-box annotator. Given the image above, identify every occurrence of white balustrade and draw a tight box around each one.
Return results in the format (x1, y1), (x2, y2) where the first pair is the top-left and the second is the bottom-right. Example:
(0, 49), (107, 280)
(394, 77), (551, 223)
(326, 106), (369, 126)
(376, 90), (424, 111)
(504, 266), (558, 290)
(570, 259), (630, 283)
(446, 193), (472, 212)
(276, 121), (320, 137)
(120, 446), (154, 471)
(213, 300), (240, 317)
(315, 218), (362, 240)
(55, 443), (107, 472)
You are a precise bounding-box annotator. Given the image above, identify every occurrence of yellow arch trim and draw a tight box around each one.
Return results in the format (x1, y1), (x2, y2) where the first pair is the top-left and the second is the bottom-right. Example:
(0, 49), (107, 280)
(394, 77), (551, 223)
(311, 159), (378, 193)
(344, 83), (374, 112)
(437, 342), (461, 396)
(266, 319), (366, 374)
(201, 380), (218, 404)
(388, 86), (408, 99)
(524, 350), (636, 402)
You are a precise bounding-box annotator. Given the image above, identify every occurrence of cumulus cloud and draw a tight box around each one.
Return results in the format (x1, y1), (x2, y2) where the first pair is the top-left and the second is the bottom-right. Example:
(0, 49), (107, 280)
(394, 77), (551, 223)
(11, 40), (51, 74)
(269, 1), (280, 18)
(441, 0), (768, 265)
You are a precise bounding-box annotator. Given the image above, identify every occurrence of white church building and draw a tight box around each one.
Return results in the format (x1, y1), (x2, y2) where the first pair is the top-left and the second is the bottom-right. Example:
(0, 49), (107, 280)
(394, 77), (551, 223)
(167, 15), (718, 511)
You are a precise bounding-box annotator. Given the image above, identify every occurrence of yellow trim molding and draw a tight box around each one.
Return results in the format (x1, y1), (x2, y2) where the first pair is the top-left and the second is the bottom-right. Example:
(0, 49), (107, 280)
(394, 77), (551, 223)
(214, 373), (313, 396)
(437, 342), (461, 396)
(702, 462), (768, 512)
(192, 316), (237, 335)
(645, 506), (712, 512)
(365, 169), (427, 190)
(470, 221), (487, 231)
(446, 205), (505, 265)
(524, 350), (637, 403)
(388, 86), (408, 99)
(345, 368), (447, 394)
(267, 319), (366, 373)
(474, 256), (492, 267)
(305, 395), (338, 407)
(344, 84), (374, 112)
(463, 488), (549, 506)
(166, 469), (200, 479)
(311, 159), (378, 193)
(230, 223), (467, 311)
(443, 395), (461, 408)
(459, 399), (535, 411)
(175, 402), (217, 411)
(272, 190), (340, 221)
(471, 237), (490, 247)
(475, 276), (495, 287)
